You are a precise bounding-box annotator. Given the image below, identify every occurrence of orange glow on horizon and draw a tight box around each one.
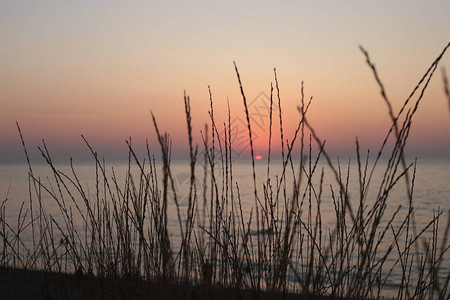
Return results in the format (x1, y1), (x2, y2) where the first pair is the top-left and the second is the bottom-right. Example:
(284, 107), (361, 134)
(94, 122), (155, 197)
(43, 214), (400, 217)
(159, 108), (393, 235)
(1, 2), (449, 163)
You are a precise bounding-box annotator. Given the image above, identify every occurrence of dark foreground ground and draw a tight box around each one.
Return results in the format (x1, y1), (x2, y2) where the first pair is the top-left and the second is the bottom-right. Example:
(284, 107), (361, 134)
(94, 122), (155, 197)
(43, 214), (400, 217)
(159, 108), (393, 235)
(0, 266), (352, 299)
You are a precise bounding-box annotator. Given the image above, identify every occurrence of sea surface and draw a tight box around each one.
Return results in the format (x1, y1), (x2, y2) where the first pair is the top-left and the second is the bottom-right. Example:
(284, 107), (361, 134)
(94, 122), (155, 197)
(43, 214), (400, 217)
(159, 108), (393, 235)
(1, 157), (449, 297)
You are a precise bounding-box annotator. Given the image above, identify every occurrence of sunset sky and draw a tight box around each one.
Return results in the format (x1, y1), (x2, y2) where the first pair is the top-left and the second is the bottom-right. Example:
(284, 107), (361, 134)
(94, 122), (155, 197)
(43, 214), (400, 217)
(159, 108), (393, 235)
(1, 1), (449, 163)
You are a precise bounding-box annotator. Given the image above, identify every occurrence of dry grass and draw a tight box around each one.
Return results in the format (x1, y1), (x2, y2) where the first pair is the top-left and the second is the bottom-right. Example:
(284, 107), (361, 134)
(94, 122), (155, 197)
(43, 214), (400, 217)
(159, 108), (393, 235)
(1, 43), (450, 299)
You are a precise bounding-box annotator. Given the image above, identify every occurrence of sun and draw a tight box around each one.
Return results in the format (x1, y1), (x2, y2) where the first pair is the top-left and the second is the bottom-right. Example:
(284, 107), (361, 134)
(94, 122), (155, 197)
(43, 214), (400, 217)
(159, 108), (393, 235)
(255, 155), (263, 160)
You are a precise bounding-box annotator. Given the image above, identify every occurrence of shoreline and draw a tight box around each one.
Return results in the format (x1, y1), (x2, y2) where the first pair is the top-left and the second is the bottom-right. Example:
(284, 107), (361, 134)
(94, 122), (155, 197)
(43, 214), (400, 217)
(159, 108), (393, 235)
(0, 266), (351, 299)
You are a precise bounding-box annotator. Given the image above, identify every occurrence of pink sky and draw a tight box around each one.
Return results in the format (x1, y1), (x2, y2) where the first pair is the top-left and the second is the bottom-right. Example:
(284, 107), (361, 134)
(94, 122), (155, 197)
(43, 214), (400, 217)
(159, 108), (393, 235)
(1, 1), (450, 163)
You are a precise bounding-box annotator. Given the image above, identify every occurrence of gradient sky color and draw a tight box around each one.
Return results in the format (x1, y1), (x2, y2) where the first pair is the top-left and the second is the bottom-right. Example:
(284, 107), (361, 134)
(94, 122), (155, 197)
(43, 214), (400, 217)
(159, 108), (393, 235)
(1, 1), (450, 163)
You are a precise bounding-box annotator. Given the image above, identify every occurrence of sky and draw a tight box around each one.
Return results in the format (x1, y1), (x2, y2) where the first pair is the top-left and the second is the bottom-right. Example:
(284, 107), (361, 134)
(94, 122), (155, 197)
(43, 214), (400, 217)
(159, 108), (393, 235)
(1, 1), (450, 164)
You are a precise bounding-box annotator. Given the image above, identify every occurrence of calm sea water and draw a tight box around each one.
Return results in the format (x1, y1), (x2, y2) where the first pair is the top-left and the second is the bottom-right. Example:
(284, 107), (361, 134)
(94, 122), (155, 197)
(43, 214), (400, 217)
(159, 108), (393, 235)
(1, 158), (449, 297)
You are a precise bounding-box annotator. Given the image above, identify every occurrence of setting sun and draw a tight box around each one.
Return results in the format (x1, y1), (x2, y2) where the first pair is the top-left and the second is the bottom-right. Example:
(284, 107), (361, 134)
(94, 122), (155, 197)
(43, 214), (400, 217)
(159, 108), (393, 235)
(255, 155), (263, 160)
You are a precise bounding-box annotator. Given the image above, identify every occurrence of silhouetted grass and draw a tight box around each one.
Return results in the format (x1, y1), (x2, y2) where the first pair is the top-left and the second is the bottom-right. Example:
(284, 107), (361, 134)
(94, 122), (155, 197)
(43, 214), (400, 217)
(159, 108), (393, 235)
(1, 42), (450, 299)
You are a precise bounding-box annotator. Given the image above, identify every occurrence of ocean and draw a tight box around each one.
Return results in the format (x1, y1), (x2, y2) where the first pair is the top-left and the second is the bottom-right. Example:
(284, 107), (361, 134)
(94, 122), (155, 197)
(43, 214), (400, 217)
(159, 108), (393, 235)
(1, 157), (449, 297)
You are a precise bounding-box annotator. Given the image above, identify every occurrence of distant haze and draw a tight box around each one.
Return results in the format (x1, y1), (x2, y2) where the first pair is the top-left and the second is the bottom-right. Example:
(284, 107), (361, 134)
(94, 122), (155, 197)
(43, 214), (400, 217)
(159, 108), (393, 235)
(1, 1), (450, 164)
